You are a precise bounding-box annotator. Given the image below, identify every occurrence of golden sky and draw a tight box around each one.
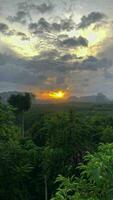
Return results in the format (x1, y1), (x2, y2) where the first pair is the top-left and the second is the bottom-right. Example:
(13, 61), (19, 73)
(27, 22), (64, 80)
(0, 0), (113, 99)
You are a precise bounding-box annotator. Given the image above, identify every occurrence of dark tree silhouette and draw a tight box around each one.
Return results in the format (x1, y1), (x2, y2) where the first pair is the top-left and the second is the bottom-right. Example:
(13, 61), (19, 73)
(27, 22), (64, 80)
(8, 93), (31, 137)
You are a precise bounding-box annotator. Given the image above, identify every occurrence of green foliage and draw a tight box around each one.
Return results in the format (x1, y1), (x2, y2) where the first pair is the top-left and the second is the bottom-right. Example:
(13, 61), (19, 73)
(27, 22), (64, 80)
(27, 109), (113, 199)
(51, 143), (113, 200)
(101, 126), (113, 143)
(0, 102), (40, 200)
(0, 139), (36, 200)
(1, 100), (113, 199)
(0, 102), (20, 140)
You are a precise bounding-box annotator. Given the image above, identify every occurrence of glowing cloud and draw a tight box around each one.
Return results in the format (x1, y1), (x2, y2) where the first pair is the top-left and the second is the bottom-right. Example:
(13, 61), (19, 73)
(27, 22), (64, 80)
(1, 35), (39, 58)
(72, 24), (109, 58)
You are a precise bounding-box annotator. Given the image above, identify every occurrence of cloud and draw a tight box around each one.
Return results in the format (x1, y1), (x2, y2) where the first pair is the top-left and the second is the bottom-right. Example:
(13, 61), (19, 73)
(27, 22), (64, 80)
(0, 52), (26, 67)
(79, 56), (112, 71)
(0, 65), (46, 86)
(0, 23), (9, 33)
(26, 51), (112, 75)
(17, 2), (27, 10)
(29, 17), (74, 34)
(36, 3), (54, 13)
(29, 18), (50, 34)
(12, 71), (47, 86)
(78, 12), (106, 29)
(24, 50), (76, 75)
(0, 24), (28, 39)
(18, 2), (54, 13)
(16, 32), (30, 40)
(7, 11), (27, 24)
(58, 36), (88, 48)
(0, 53), (46, 86)
(52, 18), (74, 31)
(60, 54), (76, 61)
(0, 48), (112, 91)
(0, 50), (68, 89)
(2, 28), (30, 40)
(39, 49), (60, 59)
(0, 53), (10, 65)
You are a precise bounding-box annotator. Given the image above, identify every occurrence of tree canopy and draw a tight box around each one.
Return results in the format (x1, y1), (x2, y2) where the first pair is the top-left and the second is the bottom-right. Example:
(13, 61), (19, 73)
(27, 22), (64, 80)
(1, 100), (113, 199)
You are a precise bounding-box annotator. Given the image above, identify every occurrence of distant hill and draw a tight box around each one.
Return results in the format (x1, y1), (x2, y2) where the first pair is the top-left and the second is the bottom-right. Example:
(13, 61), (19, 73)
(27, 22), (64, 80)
(0, 91), (111, 104)
(33, 93), (111, 104)
(68, 93), (110, 104)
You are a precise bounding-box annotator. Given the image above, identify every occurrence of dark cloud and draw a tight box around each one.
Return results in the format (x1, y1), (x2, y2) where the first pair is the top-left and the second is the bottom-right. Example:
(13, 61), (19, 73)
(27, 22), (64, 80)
(25, 50), (75, 75)
(60, 54), (76, 61)
(29, 18), (50, 34)
(52, 18), (74, 31)
(0, 53), (9, 65)
(60, 53), (82, 61)
(36, 3), (54, 13)
(0, 23), (9, 33)
(104, 70), (113, 80)
(0, 49), (112, 91)
(0, 53), (46, 86)
(0, 66), (47, 86)
(0, 51), (67, 89)
(2, 29), (30, 40)
(8, 11), (27, 24)
(58, 36), (88, 48)
(17, 2), (27, 10)
(78, 12), (106, 29)
(29, 17), (74, 34)
(26, 53), (112, 75)
(16, 32), (30, 40)
(18, 2), (54, 13)
(79, 56), (112, 71)
(39, 49), (60, 59)
(0, 52), (26, 66)
(12, 71), (47, 86)
(37, 17), (50, 32)
(6, 29), (16, 36)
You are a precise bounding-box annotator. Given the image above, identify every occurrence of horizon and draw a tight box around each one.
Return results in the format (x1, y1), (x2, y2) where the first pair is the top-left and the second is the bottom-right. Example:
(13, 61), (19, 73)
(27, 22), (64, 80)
(0, 0), (113, 99)
(0, 90), (112, 101)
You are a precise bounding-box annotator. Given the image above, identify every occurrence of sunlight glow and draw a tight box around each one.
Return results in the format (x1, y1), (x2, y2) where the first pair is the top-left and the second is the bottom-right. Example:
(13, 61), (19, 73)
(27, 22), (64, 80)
(83, 27), (107, 46)
(73, 25), (109, 57)
(49, 91), (65, 99)
(1, 36), (39, 58)
(0, 22), (109, 59)
(38, 90), (67, 100)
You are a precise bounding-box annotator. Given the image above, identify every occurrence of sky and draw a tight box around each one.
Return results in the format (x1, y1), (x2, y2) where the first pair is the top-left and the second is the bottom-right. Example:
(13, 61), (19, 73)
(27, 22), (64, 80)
(0, 0), (113, 98)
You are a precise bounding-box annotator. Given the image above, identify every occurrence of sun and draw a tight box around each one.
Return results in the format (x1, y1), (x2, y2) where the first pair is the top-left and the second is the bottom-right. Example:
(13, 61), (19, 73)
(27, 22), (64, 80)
(38, 90), (67, 100)
(49, 91), (65, 99)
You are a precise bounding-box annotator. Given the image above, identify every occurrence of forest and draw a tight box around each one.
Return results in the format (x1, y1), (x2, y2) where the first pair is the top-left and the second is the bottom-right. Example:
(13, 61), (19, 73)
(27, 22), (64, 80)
(1, 93), (113, 200)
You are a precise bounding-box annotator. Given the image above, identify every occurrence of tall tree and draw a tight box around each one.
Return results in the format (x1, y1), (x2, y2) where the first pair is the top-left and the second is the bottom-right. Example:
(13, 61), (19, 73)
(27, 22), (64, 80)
(0, 102), (39, 200)
(8, 93), (31, 137)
